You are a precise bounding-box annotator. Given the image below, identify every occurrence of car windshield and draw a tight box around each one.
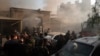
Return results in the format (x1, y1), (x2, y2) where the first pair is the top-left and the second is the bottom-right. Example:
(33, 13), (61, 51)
(54, 41), (94, 56)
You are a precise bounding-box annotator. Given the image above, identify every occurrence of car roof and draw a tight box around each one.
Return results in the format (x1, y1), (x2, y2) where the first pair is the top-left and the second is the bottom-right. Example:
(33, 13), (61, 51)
(75, 36), (100, 46)
(48, 32), (65, 36)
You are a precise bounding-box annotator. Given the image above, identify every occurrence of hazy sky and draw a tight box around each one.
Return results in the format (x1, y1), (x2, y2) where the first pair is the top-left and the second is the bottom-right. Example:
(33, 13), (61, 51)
(0, 0), (96, 14)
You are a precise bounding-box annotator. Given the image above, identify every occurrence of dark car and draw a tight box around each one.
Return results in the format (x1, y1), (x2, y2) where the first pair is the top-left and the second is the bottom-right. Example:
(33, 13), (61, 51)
(51, 36), (100, 56)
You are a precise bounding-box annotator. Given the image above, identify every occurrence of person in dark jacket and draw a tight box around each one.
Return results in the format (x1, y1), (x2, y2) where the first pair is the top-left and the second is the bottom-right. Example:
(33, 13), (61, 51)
(3, 34), (26, 56)
(31, 39), (49, 56)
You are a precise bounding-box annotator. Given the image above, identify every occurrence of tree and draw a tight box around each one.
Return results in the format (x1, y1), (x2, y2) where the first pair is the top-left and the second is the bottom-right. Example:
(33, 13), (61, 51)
(87, 1), (100, 28)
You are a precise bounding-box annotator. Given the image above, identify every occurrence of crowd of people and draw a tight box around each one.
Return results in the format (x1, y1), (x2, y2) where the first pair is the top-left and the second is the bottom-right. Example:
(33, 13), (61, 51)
(0, 29), (77, 56)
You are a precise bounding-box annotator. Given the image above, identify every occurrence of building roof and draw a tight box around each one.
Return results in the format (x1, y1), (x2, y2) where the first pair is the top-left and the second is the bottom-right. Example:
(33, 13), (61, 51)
(0, 16), (20, 20)
(10, 7), (50, 13)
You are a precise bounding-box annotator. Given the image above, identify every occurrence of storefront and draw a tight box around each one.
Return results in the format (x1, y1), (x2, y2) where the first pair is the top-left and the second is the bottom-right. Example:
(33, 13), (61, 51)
(0, 16), (22, 35)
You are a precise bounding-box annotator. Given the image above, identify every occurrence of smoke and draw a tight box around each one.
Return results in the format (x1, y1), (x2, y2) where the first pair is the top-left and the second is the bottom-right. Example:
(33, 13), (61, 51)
(43, 0), (83, 14)
(0, 0), (10, 11)
(10, 0), (63, 14)
(55, 1), (92, 33)
(44, 0), (64, 14)
(0, 0), (94, 33)
(43, 0), (93, 33)
(10, 0), (45, 10)
(22, 15), (42, 32)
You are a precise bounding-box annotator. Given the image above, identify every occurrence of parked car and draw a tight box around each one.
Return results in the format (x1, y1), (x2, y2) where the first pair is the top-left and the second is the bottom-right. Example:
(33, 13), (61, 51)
(51, 36), (100, 56)
(47, 32), (65, 43)
(48, 32), (65, 39)
(44, 32), (65, 48)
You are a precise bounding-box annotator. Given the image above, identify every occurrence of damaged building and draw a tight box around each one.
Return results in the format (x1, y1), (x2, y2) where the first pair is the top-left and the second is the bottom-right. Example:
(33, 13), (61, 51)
(0, 16), (21, 35)
(0, 7), (51, 34)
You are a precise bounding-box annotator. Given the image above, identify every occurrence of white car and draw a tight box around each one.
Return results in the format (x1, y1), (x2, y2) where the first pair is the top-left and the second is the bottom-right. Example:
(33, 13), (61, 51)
(51, 36), (100, 56)
(44, 32), (65, 46)
(48, 32), (65, 39)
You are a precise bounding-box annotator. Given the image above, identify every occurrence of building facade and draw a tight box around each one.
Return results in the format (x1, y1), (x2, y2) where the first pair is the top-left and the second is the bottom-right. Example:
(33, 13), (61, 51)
(9, 7), (51, 33)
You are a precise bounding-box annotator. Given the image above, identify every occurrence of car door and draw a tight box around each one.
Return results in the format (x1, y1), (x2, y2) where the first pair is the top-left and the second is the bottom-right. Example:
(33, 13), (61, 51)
(91, 45), (100, 56)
